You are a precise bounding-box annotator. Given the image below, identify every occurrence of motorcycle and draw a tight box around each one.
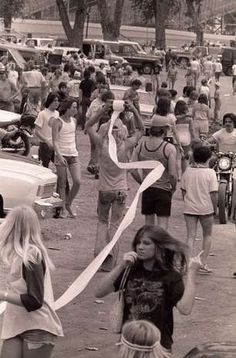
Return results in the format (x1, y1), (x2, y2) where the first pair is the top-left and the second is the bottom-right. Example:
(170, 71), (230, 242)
(215, 152), (236, 224)
(1, 114), (36, 156)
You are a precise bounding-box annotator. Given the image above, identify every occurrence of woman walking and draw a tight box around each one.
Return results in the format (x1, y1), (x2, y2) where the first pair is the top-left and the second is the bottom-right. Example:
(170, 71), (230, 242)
(52, 98), (81, 218)
(0, 205), (63, 358)
(95, 225), (202, 355)
(174, 100), (195, 178)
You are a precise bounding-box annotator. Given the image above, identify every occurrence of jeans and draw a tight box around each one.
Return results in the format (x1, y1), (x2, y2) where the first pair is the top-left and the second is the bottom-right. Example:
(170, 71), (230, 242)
(94, 190), (127, 271)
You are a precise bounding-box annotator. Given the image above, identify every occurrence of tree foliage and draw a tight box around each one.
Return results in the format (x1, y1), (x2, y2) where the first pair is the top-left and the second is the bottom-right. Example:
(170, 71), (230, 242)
(185, 0), (204, 45)
(97, 0), (125, 40)
(56, 0), (87, 48)
(130, 0), (180, 48)
(0, 0), (24, 30)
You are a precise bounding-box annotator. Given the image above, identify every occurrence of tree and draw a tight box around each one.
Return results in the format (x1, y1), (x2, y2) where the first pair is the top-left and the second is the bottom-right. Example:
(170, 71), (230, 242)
(185, 0), (204, 45)
(0, 0), (24, 31)
(96, 0), (125, 40)
(56, 0), (87, 47)
(130, 0), (180, 49)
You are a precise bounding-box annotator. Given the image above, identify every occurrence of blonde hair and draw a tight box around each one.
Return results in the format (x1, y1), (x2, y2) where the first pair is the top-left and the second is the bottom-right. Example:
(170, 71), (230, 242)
(0, 205), (54, 270)
(119, 320), (167, 358)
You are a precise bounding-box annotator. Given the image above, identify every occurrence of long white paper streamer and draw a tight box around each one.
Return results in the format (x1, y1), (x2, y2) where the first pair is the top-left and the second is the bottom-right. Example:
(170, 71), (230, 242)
(0, 100), (164, 313)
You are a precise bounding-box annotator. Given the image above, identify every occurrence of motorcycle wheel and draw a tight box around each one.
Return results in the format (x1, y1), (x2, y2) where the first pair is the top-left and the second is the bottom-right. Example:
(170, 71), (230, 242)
(218, 182), (228, 224)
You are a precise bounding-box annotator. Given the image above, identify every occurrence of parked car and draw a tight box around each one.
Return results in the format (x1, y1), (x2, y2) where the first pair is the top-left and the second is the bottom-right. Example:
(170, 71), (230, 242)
(172, 45), (222, 68)
(52, 46), (110, 70)
(0, 41), (26, 70)
(101, 40), (162, 74)
(23, 37), (54, 48)
(221, 46), (236, 75)
(110, 84), (155, 133)
(82, 39), (125, 65)
(0, 152), (62, 219)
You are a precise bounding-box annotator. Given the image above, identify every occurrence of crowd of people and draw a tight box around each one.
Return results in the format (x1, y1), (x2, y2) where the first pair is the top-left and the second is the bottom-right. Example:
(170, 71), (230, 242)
(0, 44), (236, 358)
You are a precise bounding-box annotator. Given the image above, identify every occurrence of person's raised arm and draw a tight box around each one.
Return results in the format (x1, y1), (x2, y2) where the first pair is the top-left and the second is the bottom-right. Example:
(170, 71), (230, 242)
(176, 251), (203, 315)
(95, 252), (138, 298)
(85, 103), (111, 144)
(125, 103), (144, 150)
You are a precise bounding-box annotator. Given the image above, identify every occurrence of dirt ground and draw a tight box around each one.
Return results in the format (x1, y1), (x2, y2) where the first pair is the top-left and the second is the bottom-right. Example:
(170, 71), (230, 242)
(1, 70), (236, 357)
(37, 129), (236, 358)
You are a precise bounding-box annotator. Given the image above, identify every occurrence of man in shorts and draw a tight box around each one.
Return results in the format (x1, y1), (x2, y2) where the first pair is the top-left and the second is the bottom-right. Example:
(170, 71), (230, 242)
(131, 116), (177, 230)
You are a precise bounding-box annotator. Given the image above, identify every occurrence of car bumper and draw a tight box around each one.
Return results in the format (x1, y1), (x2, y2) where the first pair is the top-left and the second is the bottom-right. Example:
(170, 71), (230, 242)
(34, 196), (63, 219)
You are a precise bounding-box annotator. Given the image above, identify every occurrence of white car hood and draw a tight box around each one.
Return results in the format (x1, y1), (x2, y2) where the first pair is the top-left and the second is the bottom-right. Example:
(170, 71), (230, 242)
(0, 110), (21, 124)
(0, 158), (57, 182)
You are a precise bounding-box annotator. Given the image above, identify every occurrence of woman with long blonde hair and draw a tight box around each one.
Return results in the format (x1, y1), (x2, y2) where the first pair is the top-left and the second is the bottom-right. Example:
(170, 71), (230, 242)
(0, 205), (63, 358)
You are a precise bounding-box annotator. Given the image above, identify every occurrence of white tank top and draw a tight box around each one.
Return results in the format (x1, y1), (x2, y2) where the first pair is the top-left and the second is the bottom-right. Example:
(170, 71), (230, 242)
(57, 117), (78, 156)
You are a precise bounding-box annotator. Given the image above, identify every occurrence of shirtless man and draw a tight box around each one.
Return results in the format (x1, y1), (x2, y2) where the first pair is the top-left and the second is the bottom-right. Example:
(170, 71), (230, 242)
(0, 64), (18, 112)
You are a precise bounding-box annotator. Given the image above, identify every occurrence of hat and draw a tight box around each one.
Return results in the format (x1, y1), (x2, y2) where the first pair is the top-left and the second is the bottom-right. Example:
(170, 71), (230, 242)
(0, 63), (5, 73)
(73, 71), (81, 78)
(151, 115), (170, 128)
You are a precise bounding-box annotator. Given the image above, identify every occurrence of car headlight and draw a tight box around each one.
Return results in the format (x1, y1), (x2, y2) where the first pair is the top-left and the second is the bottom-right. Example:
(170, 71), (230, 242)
(218, 157), (231, 171)
(37, 183), (56, 198)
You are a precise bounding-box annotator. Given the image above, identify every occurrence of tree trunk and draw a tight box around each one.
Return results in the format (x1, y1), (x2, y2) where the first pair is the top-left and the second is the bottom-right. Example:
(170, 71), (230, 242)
(56, 0), (87, 48)
(4, 13), (12, 31)
(196, 28), (204, 45)
(185, 0), (204, 46)
(154, 0), (167, 49)
(155, 11), (166, 49)
(97, 0), (125, 40)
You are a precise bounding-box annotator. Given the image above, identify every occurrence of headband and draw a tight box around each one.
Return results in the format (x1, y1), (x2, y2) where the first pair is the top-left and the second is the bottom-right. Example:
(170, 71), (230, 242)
(120, 334), (161, 352)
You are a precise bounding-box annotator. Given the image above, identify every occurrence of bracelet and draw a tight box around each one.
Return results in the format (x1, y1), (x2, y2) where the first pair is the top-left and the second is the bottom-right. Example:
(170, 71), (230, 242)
(4, 291), (8, 300)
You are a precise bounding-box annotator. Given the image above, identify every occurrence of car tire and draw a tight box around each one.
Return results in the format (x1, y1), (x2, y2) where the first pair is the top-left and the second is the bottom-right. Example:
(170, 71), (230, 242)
(142, 63), (153, 74)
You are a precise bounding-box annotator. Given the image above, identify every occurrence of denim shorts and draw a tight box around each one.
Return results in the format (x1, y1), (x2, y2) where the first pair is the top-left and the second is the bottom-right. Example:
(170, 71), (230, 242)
(17, 329), (57, 349)
(54, 155), (79, 166)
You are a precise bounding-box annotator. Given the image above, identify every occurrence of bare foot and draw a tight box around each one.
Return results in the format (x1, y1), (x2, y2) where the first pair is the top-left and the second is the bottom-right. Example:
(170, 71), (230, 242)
(66, 205), (77, 218)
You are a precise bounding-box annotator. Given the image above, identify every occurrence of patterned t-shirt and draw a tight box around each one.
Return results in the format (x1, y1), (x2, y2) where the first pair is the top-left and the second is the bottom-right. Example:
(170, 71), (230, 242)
(114, 263), (184, 349)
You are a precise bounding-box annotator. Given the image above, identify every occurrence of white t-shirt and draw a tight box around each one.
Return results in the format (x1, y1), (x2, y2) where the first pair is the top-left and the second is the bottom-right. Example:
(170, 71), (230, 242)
(212, 128), (236, 152)
(181, 166), (218, 215)
(232, 64), (236, 76)
(214, 62), (222, 73)
(191, 60), (200, 72)
(35, 108), (59, 143)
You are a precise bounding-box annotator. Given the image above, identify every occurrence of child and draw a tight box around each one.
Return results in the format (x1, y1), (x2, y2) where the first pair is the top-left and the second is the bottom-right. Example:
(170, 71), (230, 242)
(192, 94), (211, 139)
(166, 63), (178, 89)
(214, 82), (221, 122)
(181, 145), (218, 273)
(185, 65), (193, 86)
(199, 78), (211, 107)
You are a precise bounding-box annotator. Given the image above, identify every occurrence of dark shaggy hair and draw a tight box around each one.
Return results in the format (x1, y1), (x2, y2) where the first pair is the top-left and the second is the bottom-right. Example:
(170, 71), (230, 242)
(132, 225), (188, 274)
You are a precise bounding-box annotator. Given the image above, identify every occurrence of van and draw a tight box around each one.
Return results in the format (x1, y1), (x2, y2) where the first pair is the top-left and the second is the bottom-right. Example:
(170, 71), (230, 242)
(221, 47), (236, 75)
